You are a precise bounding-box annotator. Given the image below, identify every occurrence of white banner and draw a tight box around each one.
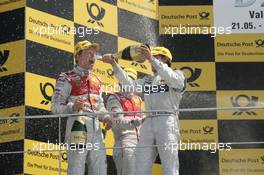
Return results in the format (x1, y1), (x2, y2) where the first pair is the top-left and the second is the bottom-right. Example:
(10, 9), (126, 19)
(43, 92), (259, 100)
(214, 0), (264, 33)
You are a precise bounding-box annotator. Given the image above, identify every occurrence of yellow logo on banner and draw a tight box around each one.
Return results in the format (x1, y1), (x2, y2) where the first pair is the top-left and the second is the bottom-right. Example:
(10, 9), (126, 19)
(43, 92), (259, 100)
(219, 149), (264, 175)
(25, 72), (56, 111)
(217, 91), (264, 120)
(180, 120), (218, 145)
(24, 139), (67, 175)
(26, 7), (74, 53)
(74, 0), (118, 36)
(172, 62), (216, 91)
(117, 0), (158, 19)
(0, 40), (25, 77)
(159, 6), (213, 35)
(0, 0), (25, 13)
(0, 106), (25, 143)
(118, 37), (152, 75)
(215, 34), (264, 62)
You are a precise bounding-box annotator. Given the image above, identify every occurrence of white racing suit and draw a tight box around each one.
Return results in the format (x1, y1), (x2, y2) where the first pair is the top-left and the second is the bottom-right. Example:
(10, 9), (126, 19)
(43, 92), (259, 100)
(113, 58), (186, 175)
(51, 65), (108, 175)
(105, 93), (143, 175)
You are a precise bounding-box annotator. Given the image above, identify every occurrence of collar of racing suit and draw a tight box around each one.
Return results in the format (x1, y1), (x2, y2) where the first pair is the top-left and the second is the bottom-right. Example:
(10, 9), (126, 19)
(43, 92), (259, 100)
(73, 65), (91, 76)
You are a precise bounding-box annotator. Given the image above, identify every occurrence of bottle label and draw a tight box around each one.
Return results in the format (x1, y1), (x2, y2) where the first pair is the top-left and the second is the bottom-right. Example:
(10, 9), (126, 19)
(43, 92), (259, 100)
(70, 131), (87, 144)
(70, 116), (87, 144)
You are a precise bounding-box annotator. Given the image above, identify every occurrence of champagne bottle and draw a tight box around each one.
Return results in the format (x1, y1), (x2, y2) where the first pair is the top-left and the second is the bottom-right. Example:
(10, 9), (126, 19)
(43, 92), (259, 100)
(96, 44), (150, 63)
(70, 116), (87, 145)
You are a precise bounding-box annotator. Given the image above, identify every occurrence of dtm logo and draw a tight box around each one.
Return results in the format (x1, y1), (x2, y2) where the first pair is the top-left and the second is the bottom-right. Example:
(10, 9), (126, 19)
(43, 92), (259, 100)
(230, 94), (258, 115)
(234, 0), (264, 7)
(40, 82), (55, 105)
(255, 39), (264, 47)
(203, 126), (214, 134)
(199, 12), (210, 20)
(0, 50), (10, 72)
(180, 67), (201, 87)
(106, 69), (114, 79)
(86, 3), (105, 27)
(131, 61), (147, 70)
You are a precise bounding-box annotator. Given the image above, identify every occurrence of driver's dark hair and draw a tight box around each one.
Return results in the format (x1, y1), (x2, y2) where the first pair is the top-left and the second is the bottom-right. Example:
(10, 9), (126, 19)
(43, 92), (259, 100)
(159, 55), (171, 67)
(166, 60), (171, 67)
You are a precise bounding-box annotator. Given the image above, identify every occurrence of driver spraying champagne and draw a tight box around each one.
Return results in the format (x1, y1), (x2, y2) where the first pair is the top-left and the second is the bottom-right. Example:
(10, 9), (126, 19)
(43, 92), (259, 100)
(102, 45), (186, 175)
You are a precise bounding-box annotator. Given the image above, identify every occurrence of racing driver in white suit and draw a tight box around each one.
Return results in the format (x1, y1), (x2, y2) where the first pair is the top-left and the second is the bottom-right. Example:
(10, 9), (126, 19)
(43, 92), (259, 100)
(102, 45), (186, 175)
(105, 68), (144, 175)
(51, 40), (111, 175)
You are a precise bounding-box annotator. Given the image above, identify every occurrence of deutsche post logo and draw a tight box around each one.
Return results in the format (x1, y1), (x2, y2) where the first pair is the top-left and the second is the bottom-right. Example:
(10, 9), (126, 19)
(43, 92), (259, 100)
(40, 82), (55, 105)
(230, 94), (258, 115)
(86, 3), (105, 27)
(180, 67), (201, 87)
(0, 50), (10, 72)
(9, 113), (20, 124)
(106, 69), (114, 79)
(199, 12), (210, 20)
(203, 126), (214, 134)
(131, 62), (147, 70)
(62, 152), (67, 161)
(255, 39), (264, 47)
